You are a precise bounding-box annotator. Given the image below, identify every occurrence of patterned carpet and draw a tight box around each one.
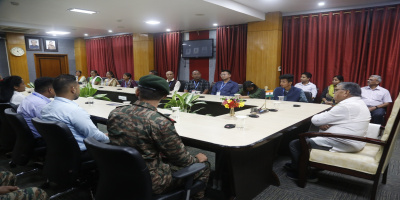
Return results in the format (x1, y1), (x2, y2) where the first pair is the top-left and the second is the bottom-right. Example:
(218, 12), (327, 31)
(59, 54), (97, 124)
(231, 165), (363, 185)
(1, 124), (399, 200)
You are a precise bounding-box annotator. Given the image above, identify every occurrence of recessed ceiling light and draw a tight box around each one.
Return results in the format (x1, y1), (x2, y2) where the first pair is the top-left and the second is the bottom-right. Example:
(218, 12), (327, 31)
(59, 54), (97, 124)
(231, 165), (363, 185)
(213, 23), (218, 26)
(108, 30), (113, 33)
(46, 31), (70, 35)
(68, 8), (97, 14)
(318, 2), (325, 6)
(166, 29), (171, 32)
(84, 33), (88, 36)
(53, 34), (57, 37)
(146, 21), (160, 25)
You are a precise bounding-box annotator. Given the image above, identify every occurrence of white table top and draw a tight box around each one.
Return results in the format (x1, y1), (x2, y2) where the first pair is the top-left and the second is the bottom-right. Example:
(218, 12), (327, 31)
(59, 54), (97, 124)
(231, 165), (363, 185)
(22, 90), (330, 148)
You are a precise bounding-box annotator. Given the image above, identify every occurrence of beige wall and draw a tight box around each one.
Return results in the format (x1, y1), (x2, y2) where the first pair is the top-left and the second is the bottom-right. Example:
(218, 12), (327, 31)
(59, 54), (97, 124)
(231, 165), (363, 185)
(133, 33), (154, 80)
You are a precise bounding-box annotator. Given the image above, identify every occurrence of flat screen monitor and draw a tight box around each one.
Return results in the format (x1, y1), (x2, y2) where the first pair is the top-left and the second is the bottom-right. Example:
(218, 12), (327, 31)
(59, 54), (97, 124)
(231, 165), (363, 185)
(182, 39), (213, 58)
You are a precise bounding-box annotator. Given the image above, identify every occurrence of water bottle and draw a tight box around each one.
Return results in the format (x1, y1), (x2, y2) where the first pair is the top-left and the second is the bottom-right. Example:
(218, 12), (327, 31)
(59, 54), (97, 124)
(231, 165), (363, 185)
(101, 78), (104, 86)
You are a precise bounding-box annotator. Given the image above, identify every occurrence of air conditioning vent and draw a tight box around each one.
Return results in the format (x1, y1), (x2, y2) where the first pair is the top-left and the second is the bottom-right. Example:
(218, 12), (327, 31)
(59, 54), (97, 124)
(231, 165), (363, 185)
(0, 26), (39, 34)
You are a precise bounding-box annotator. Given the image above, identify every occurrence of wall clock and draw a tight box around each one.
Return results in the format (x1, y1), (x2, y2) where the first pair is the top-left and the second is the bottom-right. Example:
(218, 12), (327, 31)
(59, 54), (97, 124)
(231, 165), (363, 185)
(10, 47), (25, 56)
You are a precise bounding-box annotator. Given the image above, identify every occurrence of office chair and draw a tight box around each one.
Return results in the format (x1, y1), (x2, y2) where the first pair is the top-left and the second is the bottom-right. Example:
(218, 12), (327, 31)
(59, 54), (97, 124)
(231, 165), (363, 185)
(303, 91), (313, 103)
(84, 137), (207, 200)
(32, 117), (96, 198)
(0, 103), (17, 152)
(4, 108), (45, 174)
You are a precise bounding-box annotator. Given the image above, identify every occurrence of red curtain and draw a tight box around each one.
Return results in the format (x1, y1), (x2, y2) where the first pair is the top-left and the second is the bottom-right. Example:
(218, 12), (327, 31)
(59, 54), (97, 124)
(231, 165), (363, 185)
(189, 30), (210, 81)
(215, 24), (247, 83)
(111, 35), (133, 79)
(86, 38), (115, 77)
(86, 34), (133, 79)
(282, 4), (400, 116)
(154, 32), (182, 79)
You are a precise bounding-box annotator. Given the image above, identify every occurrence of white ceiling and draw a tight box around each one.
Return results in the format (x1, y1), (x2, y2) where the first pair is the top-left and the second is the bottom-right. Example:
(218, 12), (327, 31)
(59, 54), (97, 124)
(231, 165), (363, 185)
(0, 0), (399, 38)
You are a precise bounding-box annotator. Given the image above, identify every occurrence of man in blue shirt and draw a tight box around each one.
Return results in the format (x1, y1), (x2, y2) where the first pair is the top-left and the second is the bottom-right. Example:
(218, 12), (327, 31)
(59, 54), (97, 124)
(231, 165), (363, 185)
(17, 77), (55, 147)
(211, 69), (239, 96)
(41, 74), (109, 153)
(273, 74), (308, 102)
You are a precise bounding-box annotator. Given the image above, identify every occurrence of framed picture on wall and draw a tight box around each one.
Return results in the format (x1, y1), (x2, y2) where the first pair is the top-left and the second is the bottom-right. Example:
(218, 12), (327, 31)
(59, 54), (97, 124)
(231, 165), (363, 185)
(25, 37), (42, 51)
(43, 38), (58, 52)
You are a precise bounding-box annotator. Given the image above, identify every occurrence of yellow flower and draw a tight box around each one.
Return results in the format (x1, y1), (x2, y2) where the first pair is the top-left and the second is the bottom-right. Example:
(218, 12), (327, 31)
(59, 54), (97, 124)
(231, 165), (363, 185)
(238, 102), (245, 108)
(224, 104), (230, 108)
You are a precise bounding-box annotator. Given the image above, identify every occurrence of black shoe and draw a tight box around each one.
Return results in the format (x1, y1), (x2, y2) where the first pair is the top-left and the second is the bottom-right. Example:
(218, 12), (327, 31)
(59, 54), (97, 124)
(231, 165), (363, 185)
(286, 171), (318, 182)
(283, 163), (296, 171)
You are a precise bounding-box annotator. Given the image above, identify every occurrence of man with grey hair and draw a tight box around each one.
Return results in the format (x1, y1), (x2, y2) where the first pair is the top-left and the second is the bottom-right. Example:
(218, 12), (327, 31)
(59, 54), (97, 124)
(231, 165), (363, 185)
(361, 75), (392, 125)
(285, 82), (371, 181)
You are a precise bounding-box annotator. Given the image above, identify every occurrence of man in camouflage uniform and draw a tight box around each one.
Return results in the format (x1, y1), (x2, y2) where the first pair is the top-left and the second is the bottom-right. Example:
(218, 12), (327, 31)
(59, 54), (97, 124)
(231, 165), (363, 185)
(0, 171), (47, 200)
(108, 75), (210, 199)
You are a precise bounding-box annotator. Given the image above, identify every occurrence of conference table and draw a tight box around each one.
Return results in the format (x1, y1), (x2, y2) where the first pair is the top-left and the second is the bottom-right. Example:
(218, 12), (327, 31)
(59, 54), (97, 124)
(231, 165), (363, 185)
(75, 85), (331, 200)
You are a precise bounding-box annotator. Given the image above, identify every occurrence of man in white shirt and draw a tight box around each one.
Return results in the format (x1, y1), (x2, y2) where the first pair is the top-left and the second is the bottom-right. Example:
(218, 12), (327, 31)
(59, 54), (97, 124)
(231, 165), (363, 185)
(286, 82), (371, 181)
(166, 71), (181, 92)
(294, 72), (317, 101)
(361, 75), (392, 125)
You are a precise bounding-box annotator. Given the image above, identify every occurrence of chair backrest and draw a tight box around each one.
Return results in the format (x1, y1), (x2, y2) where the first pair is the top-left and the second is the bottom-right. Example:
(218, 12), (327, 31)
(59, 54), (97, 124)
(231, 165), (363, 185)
(179, 80), (187, 92)
(4, 108), (36, 165)
(84, 137), (153, 200)
(32, 117), (82, 187)
(0, 103), (17, 151)
(377, 93), (400, 172)
(304, 91), (313, 103)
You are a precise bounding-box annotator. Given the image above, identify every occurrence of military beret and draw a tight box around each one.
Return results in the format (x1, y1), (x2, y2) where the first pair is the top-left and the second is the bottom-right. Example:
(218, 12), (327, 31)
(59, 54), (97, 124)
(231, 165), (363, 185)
(138, 75), (170, 94)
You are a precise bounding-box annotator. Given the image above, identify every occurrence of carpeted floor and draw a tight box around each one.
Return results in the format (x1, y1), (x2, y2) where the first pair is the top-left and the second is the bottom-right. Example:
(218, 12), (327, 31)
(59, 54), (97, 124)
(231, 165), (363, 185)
(1, 124), (399, 200)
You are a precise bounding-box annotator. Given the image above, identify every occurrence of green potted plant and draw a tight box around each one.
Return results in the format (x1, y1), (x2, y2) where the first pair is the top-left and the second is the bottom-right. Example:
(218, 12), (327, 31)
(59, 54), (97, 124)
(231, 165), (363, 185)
(163, 92), (206, 113)
(79, 82), (111, 101)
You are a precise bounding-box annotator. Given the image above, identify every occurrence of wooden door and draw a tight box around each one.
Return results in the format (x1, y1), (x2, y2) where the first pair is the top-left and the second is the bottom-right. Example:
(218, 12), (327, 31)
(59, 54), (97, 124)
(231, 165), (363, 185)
(34, 54), (69, 78)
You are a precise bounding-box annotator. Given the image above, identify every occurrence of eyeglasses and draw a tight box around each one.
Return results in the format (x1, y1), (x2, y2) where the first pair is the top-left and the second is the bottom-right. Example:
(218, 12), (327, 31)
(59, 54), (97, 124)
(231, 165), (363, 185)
(334, 89), (346, 92)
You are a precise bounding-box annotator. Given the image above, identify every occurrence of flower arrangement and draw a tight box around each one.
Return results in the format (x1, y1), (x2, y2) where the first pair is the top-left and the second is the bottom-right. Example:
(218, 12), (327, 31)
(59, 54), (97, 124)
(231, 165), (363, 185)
(221, 97), (245, 116)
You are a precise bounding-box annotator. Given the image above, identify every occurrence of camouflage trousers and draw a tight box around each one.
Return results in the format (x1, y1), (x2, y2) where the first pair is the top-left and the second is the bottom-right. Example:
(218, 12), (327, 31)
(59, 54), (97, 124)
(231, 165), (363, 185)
(0, 171), (48, 200)
(163, 161), (211, 200)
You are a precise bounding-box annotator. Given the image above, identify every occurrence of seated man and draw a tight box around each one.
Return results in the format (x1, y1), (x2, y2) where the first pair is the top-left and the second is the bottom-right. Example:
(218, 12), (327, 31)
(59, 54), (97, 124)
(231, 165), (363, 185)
(273, 74), (307, 102)
(294, 72), (317, 100)
(184, 70), (210, 94)
(285, 82), (371, 180)
(210, 69), (239, 96)
(0, 171), (47, 200)
(361, 75), (392, 125)
(17, 77), (55, 147)
(108, 75), (210, 199)
(166, 71), (181, 92)
(41, 74), (109, 155)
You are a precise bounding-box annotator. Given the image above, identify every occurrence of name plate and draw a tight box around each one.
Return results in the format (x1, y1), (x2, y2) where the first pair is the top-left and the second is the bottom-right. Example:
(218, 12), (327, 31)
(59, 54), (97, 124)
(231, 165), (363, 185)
(118, 96), (127, 101)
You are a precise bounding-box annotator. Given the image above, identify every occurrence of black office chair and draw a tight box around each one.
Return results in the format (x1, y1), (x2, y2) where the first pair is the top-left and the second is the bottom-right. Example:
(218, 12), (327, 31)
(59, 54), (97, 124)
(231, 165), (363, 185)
(32, 117), (95, 197)
(0, 103), (17, 152)
(304, 91), (313, 103)
(179, 80), (187, 92)
(4, 108), (46, 170)
(84, 137), (207, 200)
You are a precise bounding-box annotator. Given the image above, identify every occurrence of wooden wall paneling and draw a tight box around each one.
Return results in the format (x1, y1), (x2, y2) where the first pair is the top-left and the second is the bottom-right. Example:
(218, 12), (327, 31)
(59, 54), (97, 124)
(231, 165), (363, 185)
(247, 12), (282, 90)
(74, 38), (87, 77)
(5, 33), (30, 83)
(133, 33), (154, 80)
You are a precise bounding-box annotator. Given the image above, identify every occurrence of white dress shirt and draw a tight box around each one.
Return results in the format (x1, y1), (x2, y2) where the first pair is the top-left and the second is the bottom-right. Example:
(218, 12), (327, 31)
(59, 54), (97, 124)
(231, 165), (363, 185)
(311, 96), (371, 152)
(10, 91), (26, 105)
(294, 82), (317, 98)
(361, 85), (392, 107)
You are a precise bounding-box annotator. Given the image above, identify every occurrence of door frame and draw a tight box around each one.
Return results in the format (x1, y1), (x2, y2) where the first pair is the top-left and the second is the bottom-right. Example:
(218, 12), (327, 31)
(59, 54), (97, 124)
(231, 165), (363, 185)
(34, 54), (69, 78)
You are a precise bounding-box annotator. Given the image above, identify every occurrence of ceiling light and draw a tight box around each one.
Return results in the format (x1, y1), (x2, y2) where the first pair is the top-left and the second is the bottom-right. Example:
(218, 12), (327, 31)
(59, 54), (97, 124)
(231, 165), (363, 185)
(84, 33), (88, 36)
(318, 2), (325, 6)
(68, 8), (97, 14)
(53, 34), (57, 36)
(166, 29), (171, 32)
(46, 31), (70, 35)
(108, 30), (113, 33)
(146, 21), (160, 25)
(213, 23), (218, 26)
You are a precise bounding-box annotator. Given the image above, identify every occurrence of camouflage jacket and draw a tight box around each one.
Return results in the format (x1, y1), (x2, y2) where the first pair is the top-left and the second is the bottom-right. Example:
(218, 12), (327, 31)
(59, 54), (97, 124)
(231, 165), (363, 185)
(108, 100), (198, 194)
